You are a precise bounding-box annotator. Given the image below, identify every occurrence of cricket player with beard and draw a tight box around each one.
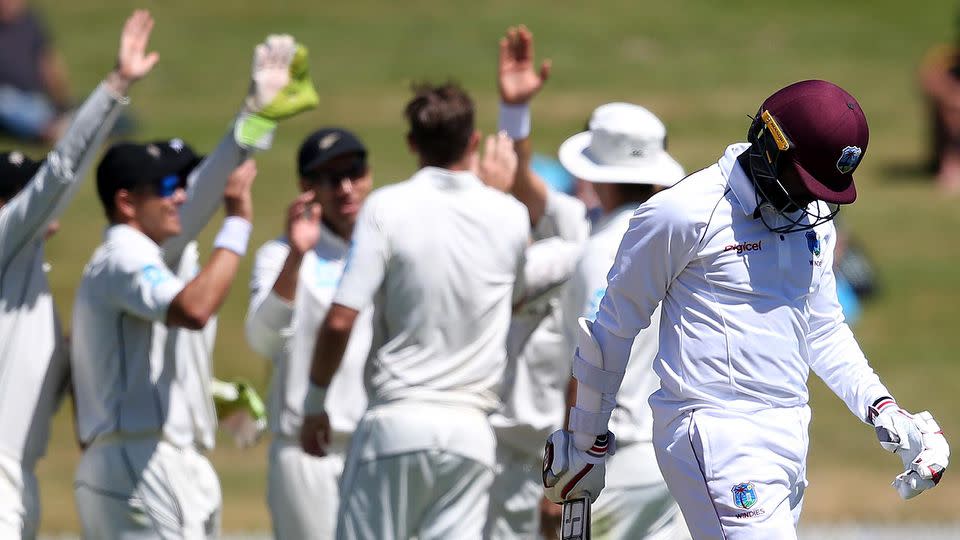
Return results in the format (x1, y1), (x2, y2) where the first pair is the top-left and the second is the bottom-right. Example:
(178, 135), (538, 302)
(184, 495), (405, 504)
(69, 33), (318, 540)
(543, 80), (950, 538)
(301, 82), (529, 540)
(246, 127), (373, 539)
(490, 26), (688, 539)
(0, 10), (154, 538)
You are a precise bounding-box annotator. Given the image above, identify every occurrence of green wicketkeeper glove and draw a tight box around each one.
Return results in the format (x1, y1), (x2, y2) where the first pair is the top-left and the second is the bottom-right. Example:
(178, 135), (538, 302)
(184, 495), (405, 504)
(235, 34), (320, 150)
(211, 378), (268, 448)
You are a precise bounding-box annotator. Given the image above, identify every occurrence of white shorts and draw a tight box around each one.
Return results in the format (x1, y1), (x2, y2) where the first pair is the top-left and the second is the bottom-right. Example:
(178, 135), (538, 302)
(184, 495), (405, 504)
(74, 437), (221, 539)
(268, 436), (346, 540)
(0, 454), (39, 540)
(652, 405), (810, 540)
(484, 443), (542, 539)
(593, 441), (690, 540)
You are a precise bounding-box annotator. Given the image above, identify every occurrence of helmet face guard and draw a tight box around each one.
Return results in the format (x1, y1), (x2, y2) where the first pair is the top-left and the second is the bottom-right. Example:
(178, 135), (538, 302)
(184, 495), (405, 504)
(746, 109), (839, 234)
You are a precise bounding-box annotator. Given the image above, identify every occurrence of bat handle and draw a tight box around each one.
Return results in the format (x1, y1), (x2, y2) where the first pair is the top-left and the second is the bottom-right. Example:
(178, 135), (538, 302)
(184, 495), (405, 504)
(561, 496), (591, 540)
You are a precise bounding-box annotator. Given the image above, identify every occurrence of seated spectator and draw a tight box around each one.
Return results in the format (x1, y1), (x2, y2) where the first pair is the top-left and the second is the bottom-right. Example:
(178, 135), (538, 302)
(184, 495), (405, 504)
(0, 0), (71, 142)
(919, 40), (960, 193)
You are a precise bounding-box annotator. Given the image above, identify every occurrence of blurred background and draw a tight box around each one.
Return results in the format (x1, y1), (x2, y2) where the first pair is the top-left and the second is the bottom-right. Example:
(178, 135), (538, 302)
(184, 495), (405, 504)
(3, 0), (958, 534)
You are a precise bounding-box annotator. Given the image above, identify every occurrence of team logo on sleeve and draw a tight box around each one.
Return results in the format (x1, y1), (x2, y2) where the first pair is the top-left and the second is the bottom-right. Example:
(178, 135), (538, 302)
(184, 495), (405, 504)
(141, 264), (170, 287)
(732, 482), (758, 509)
(836, 146), (862, 174)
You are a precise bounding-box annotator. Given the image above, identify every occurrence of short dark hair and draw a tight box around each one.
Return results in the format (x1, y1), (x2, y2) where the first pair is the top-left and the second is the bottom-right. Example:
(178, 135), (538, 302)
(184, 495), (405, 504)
(404, 82), (475, 167)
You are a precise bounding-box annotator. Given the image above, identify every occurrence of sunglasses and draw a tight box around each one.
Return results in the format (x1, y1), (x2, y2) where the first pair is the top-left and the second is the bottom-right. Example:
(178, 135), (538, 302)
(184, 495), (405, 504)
(151, 174), (187, 198)
(304, 157), (368, 188)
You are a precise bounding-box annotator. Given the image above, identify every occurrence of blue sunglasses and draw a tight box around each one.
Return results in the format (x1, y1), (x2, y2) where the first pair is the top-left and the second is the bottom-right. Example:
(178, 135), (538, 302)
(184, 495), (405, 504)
(155, 174), (185, 198)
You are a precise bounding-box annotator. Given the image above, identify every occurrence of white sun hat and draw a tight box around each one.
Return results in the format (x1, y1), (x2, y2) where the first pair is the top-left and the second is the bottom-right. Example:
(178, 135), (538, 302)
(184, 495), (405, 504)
(558, 102), (684, 186)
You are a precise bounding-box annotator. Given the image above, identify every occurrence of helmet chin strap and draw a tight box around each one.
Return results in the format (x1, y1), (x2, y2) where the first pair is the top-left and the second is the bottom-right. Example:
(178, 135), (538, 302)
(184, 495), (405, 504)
(745, 114), (840, 234)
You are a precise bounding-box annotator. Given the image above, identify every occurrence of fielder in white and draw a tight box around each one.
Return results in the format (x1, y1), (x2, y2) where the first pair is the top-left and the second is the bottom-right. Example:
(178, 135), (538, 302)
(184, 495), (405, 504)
(0, 10), (151, 539)
(301, 82), (530, 540)
(543, 80), (950, 539)
(246, 127), (372, 539)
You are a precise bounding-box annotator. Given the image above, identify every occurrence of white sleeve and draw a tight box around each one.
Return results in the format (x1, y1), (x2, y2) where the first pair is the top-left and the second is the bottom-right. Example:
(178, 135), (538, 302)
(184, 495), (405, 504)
(806, 230), (892, 423)
(109, 254), (185, 323)
(514, 237), (582, 311)
(533, 190), (590, 243)
(162, 123), (248, 268)
(332, 195), (389, 310)
(245, 240), (295, 360)
(590, 194), (703, 372)
(0, 83), (126, 265)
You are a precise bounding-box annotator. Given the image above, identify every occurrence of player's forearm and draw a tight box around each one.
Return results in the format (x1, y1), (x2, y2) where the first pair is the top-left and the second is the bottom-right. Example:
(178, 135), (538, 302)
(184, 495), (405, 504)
(509, 137), (549, 225)
(309, 304), (358, 388)
(271, 249), (305, 302)
(808, 323), (892, 422)
(167, 247), (242, 329)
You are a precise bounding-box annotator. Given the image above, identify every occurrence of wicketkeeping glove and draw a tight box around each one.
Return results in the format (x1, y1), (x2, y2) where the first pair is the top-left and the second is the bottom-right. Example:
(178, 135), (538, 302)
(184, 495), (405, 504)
(870, 399), (949, 499)
(212, 378), (268, 448)
(235, 34), (320, 150)
(542, 429), (615, 504)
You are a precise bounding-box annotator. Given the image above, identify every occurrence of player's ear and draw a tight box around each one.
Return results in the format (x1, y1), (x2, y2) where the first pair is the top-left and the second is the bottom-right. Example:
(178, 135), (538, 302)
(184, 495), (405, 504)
(114, 189), (137, 221)
(406, 132), (418, 156)
(467, 129), (481, 154)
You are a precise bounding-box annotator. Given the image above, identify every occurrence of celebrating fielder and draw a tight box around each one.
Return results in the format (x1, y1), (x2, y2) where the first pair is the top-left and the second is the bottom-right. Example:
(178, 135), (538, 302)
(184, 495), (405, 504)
(246, 127), (373, 539)
(543, 79), (950, 539)
(0, 10), (154, 539)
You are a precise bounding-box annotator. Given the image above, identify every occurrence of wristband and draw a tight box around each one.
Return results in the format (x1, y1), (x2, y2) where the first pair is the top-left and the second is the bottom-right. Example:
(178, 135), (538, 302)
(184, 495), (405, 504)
(303, 381), (328, 415)
(498, 102), (531, 140)
(213, 216), (252, 256)
(234, 112), (277, 151)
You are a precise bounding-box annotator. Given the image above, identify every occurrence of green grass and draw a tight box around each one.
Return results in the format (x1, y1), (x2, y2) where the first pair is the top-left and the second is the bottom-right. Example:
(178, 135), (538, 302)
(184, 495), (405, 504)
(11, 0), (960, 532)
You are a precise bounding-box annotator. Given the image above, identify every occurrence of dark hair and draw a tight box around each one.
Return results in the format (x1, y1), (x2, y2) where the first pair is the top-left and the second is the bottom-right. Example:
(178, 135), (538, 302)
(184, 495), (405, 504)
(404, 82), (475, 167)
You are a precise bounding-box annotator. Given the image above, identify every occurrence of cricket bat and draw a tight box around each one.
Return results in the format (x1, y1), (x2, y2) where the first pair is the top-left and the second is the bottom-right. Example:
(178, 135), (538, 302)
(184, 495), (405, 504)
(561, 496), (591, 540)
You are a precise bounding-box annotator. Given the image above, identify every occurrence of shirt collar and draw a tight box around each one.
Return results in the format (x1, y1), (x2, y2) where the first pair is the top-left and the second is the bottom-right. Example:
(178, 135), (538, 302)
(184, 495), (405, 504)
(105, 223), (162, 254)
(411, 166), (484, 190)
(719, 143), (758, 216)
(317, 220), (349, 254)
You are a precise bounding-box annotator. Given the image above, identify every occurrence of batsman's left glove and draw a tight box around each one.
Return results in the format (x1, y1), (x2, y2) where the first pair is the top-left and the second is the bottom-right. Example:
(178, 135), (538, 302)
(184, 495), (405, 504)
(870, 398), (949, 499)
(236, 34), (320, 149)
(542, 429), (615, 504)
(212, 378), (268, 448)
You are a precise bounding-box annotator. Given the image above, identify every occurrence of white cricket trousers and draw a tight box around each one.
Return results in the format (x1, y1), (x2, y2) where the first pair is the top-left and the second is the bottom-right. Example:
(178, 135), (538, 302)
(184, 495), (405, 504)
(74, 436), (221, 539)
(0, 453), (39, 540)
(336, 404), (495, 540)
(268, 436), (347, 540)
(652, 404), (810, 540)
(484, 443), (542, 539)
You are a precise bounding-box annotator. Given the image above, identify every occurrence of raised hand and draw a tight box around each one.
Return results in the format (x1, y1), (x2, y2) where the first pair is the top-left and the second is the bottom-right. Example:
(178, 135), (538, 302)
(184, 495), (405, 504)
(108, 10), (160, 95)
(245, 34), (319, 120)
(224, 159), (258, 222)
(476, 131), (518, 192)
(498, 25), (551, 105)
(286, 191), (322, 256)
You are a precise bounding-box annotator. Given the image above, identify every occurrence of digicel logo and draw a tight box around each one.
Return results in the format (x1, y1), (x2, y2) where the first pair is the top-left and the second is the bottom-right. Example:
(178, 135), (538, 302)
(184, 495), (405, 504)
(724, 240), (762, 255)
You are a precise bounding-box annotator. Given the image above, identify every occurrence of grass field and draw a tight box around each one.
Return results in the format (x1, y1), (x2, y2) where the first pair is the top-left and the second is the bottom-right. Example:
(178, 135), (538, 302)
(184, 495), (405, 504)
(9, 0), (960, 533)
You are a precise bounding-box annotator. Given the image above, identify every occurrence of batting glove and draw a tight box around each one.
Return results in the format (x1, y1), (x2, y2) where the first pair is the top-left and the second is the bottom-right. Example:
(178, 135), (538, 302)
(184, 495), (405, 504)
(542, 429), (615, 504)
(212, 378), (268, 448)
(235, 34), (320, 149)
(870, 399), (949, 499)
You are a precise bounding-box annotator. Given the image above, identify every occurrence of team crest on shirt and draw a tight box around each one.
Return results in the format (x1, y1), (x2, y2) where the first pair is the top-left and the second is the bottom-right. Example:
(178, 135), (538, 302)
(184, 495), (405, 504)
(732, 482), (758, 509)
(836, 145), (862, 174)
(805, 230), (821, 257)
(141, 264), (169, 287)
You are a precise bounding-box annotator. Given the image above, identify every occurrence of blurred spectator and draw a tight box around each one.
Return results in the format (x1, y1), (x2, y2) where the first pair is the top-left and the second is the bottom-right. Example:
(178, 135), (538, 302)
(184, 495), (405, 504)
(919, 39), (960, 193)
(833, 218), (879, 326)
(0, 0), (71, 142)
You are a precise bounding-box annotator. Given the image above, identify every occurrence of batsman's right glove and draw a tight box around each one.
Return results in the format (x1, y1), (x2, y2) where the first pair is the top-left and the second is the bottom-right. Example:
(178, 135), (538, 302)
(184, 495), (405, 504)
(542, 429), (615, 504)
(235, 34), (320, 150)
(870, 398), (949, 499)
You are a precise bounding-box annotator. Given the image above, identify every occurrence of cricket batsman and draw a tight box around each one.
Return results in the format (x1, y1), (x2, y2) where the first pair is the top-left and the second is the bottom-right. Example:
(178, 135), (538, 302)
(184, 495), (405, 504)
(542, 79), (950, 538)
(0, 10), (155, 538)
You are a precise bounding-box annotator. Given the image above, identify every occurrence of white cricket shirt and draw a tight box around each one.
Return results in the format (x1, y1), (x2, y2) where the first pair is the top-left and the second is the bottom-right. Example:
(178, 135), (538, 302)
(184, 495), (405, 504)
(246, 223), (370, 440)
(593, 143), (890, 421)
(161, 127), (249, 450)
(333, 167), (530, 414)
(0, 83), (125, 468)
(490, 191), (590, 456)
(72, 225), (196, 447)
(561, 203), (662, 448)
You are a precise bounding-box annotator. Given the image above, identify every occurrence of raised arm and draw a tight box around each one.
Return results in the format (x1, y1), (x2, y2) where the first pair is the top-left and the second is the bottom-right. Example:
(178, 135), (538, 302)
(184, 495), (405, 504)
(162, 34), (319, 268)
(0, 10), (157, 264)
(497, 25), (552, 225)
